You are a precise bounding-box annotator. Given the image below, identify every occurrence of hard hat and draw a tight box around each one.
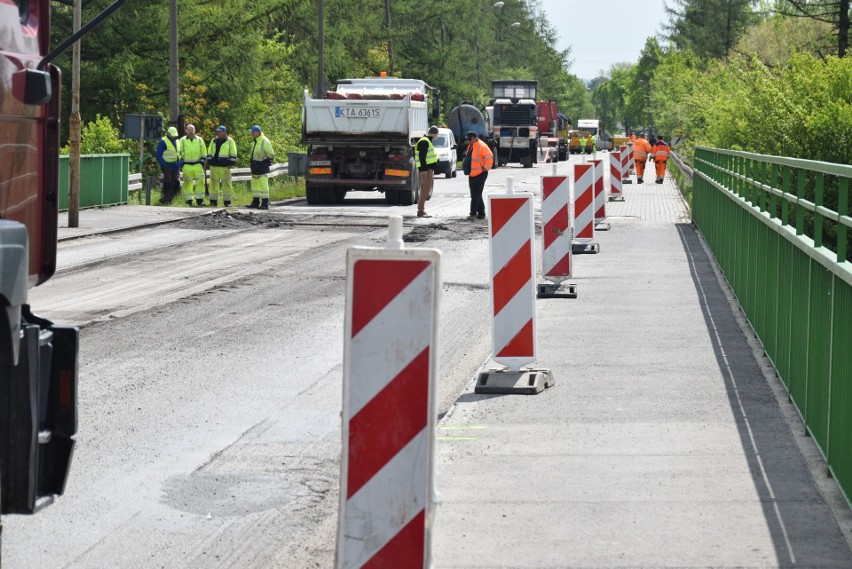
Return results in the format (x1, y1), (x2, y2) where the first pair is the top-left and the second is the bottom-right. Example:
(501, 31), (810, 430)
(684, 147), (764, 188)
(167, 126), (178, 136)
(216, 125), (227, 132)
(428, 126), (439, 135)
(250, 125), (261, 133)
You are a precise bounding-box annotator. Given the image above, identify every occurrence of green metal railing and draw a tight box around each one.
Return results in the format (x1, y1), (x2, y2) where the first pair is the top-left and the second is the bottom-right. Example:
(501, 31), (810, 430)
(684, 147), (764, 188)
(59, 154), (130, 210)
(693, 146), (852, 505)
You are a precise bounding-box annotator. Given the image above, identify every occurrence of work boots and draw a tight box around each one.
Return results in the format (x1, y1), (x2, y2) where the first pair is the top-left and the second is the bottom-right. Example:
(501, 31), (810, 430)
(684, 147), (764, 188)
(196, 199), (204, 207)
(223, 200), (231, 207)
(210, 200), (218, 207)
(247, 197), (260, 208)
(637, 177), (643, 184)
(259, 198), (269, 210)
(186, 200), (194, 207)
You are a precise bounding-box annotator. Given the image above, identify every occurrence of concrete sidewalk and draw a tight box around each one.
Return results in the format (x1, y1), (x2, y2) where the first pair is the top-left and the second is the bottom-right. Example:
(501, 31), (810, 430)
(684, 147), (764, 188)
(58, 205), (208, 241)
(434, 176), (852, 567)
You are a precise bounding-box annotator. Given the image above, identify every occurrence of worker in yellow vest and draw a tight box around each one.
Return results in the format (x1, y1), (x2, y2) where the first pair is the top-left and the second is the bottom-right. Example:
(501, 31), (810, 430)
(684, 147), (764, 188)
(180, 124), (207, 206)
(248, 125), (274, 209)
(415, 126), (439, 217)
(156, 126), (181, 205)
(207, 126), (237, 206)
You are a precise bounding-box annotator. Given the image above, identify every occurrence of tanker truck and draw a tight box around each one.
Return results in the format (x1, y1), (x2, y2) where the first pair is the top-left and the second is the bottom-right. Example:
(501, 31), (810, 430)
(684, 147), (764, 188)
(301, 77), (439, 205)
(447, 102), (498, 167)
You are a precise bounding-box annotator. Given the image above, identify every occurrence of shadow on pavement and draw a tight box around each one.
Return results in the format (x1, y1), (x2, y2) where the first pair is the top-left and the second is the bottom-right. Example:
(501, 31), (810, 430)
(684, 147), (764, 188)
(676, 222), (851, 566)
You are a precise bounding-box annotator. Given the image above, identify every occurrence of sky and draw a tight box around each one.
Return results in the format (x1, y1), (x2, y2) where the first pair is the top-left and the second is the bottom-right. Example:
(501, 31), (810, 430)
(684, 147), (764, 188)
(538, 0), (670, 80)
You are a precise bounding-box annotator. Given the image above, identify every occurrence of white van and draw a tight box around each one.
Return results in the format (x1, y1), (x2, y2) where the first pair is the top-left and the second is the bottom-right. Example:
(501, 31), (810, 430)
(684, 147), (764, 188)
(432, 128), (458, 178)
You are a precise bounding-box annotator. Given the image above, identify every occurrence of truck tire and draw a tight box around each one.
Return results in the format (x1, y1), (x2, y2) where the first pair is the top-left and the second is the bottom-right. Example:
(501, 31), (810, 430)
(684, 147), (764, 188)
(334, 189), (347, 203)
(523, 154), (533, 168)
(398, 160), (418, 206)
(319, 188), (336, 204)
(306, 185), (321, 205)
(384, 190), (399, 205)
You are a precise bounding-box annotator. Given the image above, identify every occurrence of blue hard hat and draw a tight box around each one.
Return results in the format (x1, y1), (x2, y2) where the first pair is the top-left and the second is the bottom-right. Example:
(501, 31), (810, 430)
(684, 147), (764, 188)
(250, 125), (261, 133)
(216, 125), (227, 132)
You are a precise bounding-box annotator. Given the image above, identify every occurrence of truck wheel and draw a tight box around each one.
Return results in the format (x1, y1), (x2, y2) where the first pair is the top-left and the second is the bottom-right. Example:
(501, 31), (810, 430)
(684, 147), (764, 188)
(451, 167), (457, 178)
(306, 185), (321, 204)
(398, 160), (418, 206)
(319, 188), (336, 204)
(334, 189), (347, 203)
(523, 155), (533, 168)
(384, 190), (399, 205)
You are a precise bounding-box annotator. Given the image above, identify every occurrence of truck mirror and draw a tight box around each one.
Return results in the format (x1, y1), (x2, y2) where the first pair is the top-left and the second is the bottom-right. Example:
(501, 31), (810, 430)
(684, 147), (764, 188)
(12, 68), (53, 106)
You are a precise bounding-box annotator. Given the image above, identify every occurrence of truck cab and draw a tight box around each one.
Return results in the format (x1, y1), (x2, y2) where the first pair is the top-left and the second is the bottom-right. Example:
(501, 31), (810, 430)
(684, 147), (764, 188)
(491, 80), (538, 168)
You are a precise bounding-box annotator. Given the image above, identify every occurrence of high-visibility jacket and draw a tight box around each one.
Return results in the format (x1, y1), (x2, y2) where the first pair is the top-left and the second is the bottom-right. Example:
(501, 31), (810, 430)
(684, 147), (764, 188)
(633, 138), (653, 160)
(590, 135), (597, 149)
(160, 136), (180, 163)
(468, 139), (493, 177)
(416, 136), (438, 168)
(180, 135), (206, 164)
(652, 140), (670, 161)
(579, 137), (587, 148)
(250, 134), (274, 162)
(207, 136), (237, 167)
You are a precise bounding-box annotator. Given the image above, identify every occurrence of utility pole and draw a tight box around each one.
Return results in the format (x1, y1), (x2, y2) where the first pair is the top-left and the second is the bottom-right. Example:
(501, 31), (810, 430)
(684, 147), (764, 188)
(68, 0), (81, 228)
(169, 0), (179, 126)
(316, 0), (325, 97)
(385, 0), (394, 75)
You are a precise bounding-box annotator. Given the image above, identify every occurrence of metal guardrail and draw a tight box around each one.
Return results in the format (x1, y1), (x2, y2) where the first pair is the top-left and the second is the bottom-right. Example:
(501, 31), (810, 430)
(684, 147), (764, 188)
(693, 146), (852, 507)
(128, 161), (291, 193)
(670, 150), (693, 180)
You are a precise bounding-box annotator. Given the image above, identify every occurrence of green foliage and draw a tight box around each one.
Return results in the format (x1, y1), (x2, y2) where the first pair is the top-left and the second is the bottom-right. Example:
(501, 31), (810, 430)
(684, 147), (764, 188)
(60, 114), (137, 156)
(664, 0), (755, 59)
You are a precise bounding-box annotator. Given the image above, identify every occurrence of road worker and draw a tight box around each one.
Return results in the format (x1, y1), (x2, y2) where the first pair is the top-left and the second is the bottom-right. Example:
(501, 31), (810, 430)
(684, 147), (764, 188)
(578, 135), (588, 155)
(207, 126), (237, 207)
(416, 125), (440, 218)
(464, 131), (494, 220)
(156, 126), (181, 205)
(179, 124), (206, 206)
(651, 134), (670, 184)
(588, 133), (596, 155)
(248, 125), (274, 209)
(629, 130), (637, 143)
(632, 132), (653, 184)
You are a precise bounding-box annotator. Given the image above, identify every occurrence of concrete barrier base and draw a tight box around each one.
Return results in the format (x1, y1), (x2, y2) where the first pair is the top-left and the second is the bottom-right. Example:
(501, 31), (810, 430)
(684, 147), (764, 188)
(474, 368), (555, 395)
(572, 242), (600, 254)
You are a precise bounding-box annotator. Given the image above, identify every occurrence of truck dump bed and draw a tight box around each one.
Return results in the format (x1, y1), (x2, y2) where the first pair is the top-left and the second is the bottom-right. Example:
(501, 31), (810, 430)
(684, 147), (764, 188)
(302, 78), (430, 144)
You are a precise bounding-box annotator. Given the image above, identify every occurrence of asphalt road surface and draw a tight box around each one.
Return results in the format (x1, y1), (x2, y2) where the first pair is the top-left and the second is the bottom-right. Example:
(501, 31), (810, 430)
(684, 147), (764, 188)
(4, 157), (571, 568)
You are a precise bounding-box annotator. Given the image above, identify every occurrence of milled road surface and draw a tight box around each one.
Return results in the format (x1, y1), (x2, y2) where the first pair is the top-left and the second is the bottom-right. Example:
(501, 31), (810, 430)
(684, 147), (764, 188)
(4, 160), (553, 568)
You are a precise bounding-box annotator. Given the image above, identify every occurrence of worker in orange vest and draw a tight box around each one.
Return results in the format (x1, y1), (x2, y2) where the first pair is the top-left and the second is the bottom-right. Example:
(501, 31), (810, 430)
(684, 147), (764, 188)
(632, 132), (653, 184)
(464, 131), (494, 220)
(651, 135), (670, 184)
(629, 130), (637, 143)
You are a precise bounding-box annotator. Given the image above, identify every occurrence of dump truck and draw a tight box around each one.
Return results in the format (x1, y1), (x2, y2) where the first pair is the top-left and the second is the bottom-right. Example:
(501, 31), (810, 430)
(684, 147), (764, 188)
(536, 101), (569, 162)
(301, 77), (439, 205)
(491, 80), (538, 168)
(1, 0), (127, 547)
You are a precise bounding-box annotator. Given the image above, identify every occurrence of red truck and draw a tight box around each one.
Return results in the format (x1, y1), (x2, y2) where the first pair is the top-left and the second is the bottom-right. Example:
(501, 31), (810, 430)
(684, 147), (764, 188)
(1, 0), (125, 547)
(536, 101), (569, 162)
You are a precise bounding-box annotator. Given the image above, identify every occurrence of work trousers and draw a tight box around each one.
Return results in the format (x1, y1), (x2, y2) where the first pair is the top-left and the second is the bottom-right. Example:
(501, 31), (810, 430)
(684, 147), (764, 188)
(181, 164), (205, 201)
(417, 168), (434, 213)
(209, 166), (233, 202)
(655, 159), (667, 179)
(161, 167), (181, 203)
(635, 158), (646, 178)
(251, 175), (269, 199)
(468, 171), (488, 215)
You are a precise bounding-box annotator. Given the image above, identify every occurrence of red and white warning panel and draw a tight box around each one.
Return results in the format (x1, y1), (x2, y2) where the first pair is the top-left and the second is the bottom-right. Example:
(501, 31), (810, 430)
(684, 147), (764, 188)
(609, 150), (623, 201)
(620, 144), (631, 184)
(541, 176), (572, 281)
(539, 176), (577, 299)
(488, 181), (537, 372)
(590, 158), (606, 224)
(478, 177), (554, 394)
(338, 217), (441, 569)
(573, 163), (599, 253)
(627, 141), (636, 175)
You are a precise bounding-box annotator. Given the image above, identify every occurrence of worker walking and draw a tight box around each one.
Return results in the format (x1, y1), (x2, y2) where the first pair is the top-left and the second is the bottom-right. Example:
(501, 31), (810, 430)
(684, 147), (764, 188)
(416, 126), (440, 218)
(156, 126), (182, 205)
(632, 132), (653, 184)
(248, 125), (274, 209)
(578, 135), (588, 155)
(464, 131), (494, 220)
(651, 135), (670, 184)
(179, 124), (207, 206)
(207, 126), (237, 206)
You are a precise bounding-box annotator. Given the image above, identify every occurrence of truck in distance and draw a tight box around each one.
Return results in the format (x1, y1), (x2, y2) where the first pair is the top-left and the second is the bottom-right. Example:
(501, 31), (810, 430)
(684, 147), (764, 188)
(490, 80), (538, 168)
(301, 77), (439, 205)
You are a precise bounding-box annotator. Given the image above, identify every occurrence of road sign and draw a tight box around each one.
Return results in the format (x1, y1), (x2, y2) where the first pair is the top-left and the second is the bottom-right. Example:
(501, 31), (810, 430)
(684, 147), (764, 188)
(124, 114), (163, 140)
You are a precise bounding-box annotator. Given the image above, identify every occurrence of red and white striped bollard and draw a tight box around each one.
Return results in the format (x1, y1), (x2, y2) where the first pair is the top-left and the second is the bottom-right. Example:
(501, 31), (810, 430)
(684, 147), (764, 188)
(609, 150), (623, 201)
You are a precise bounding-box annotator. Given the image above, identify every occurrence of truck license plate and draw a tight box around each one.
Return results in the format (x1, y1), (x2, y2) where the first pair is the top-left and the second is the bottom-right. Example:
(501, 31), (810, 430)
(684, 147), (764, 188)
(335, 106), (381, 118)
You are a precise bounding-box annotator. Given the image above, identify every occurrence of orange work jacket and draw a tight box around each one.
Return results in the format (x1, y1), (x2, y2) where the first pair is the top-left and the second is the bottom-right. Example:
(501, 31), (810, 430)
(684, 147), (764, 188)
(469, 139), (494, 177)
(652, 140), (670, 161)
(633, 138), (652, 160)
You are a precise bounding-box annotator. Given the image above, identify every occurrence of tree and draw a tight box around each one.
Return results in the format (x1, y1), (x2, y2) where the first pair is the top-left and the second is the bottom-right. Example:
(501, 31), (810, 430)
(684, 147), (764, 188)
(664, 0), (756, 58)
(772, 0), (850, 56)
